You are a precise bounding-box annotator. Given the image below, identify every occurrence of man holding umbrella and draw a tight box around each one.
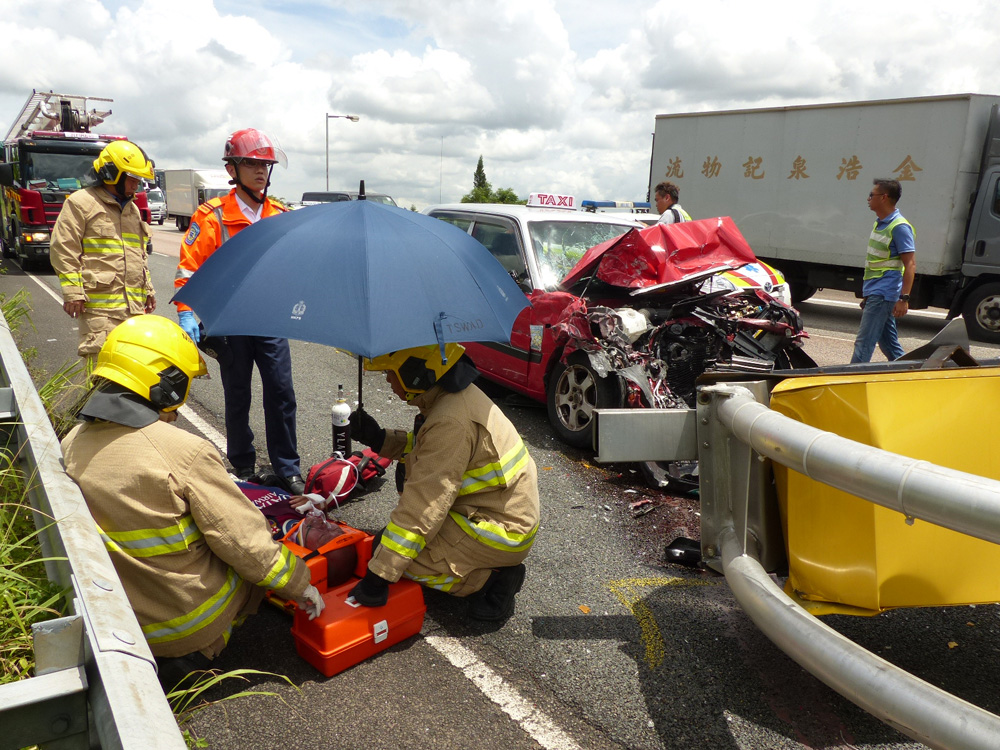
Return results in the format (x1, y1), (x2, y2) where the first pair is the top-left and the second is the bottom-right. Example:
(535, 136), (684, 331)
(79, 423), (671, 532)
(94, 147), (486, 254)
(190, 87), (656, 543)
(344, 344), (539, 622)
(173, 128), (304, 495)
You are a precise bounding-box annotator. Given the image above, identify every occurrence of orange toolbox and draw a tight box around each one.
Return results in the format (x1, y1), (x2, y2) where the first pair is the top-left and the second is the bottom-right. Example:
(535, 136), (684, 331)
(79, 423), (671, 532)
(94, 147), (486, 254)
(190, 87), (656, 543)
(277, 520), (426, 677)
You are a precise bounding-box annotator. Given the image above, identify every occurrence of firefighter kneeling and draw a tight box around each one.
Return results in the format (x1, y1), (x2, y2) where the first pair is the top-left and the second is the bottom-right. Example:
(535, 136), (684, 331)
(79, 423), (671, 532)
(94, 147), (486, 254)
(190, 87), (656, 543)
(344, 344), (539, 622)
(61, 316), (324, 689)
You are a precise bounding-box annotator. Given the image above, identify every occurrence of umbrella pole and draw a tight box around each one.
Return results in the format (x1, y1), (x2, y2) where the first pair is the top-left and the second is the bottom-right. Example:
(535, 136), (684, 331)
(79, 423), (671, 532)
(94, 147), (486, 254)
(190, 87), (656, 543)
(357, 355), (363, 413)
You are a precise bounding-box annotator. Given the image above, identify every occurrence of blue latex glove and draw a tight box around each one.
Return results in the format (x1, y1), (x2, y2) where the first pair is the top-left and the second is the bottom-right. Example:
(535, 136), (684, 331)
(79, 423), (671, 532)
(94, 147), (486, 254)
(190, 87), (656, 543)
(178, 311), (200, 342)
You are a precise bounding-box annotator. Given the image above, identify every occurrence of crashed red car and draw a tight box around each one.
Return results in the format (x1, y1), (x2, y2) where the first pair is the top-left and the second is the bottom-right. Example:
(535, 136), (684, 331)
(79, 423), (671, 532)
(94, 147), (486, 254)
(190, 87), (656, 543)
(423, 205), (814, 450)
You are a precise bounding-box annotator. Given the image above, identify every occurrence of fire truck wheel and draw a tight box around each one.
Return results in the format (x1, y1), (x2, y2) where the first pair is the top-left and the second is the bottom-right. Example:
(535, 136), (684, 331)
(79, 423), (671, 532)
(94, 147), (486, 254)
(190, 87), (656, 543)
(546, 351), (623, 449)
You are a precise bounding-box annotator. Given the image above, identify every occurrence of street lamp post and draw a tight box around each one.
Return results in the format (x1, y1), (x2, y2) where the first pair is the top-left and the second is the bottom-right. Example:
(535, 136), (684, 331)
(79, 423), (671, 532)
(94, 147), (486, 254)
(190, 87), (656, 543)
(326, 113), (360, 191)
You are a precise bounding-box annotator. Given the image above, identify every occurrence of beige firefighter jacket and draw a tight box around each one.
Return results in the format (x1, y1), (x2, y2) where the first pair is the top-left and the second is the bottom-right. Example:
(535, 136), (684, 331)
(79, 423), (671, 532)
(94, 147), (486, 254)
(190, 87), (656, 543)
(50, 186), (153, 316)
(368, 383), (540, 595)
(62, 418), (310, 658)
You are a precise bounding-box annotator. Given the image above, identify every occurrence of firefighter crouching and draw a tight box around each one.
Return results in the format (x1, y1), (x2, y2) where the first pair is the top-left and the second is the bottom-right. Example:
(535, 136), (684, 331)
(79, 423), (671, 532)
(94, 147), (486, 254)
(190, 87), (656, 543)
(50, 140), (156, 372)
(61, 316), (324, 689)
(333, 344), (540, 622)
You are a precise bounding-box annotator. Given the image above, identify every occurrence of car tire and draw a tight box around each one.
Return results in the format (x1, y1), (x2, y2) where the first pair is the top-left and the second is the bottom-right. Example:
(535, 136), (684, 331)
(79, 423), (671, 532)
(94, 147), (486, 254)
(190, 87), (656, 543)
(158, 217), (165, 225)
(790, 281), (817, 304)
(546, 350), (623, 449)
(962, 281), (1000, 344)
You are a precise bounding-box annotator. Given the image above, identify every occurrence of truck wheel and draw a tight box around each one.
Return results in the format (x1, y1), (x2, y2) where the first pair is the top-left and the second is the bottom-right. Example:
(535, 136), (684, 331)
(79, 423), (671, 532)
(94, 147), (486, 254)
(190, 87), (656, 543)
(158, 217), (165, 225)
(962, 282), (1000, 343)
(176, 216), (189, 231)
(790, 282), (817, 304)
(546, 351), (623, 449)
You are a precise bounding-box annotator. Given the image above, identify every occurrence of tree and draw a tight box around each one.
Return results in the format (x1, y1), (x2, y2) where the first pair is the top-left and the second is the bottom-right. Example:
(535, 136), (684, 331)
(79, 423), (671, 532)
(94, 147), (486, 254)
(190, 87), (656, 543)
(460, 155), (523, 204)
(472, 156), (489, 191)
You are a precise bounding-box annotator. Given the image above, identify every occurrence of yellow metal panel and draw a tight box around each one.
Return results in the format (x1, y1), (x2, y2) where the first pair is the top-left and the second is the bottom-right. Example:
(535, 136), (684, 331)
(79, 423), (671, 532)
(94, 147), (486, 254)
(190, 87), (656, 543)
(770, 367), (1000, 613)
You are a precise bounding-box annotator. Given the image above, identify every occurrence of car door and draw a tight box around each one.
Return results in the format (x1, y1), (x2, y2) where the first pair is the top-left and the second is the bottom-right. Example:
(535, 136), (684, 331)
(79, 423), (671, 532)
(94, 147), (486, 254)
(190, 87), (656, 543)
(467, 217), (533, 389)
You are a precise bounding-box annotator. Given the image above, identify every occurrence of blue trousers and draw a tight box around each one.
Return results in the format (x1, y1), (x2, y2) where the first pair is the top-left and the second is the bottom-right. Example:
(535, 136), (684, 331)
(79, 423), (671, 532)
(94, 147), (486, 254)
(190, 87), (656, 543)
(218, 335), (299, 477)
(851, 295), (904, 363)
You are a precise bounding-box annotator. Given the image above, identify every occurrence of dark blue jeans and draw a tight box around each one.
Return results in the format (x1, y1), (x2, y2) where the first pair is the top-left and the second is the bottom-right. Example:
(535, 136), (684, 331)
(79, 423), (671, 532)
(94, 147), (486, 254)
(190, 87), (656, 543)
(851, 295), (904, 363)
(218, 335), (299, 477)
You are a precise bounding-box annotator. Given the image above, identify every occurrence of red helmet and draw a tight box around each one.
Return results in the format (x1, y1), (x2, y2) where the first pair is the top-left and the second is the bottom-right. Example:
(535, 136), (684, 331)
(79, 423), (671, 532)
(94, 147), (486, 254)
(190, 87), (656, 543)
(223, 128), (287, 167)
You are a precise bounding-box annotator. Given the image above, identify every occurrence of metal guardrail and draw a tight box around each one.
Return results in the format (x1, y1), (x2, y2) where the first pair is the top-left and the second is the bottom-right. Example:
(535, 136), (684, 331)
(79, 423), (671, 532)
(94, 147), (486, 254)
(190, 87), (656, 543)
(0, 310), (185, 749)
(597, 365), (1000, 750)
(702, 383), (1000, 750)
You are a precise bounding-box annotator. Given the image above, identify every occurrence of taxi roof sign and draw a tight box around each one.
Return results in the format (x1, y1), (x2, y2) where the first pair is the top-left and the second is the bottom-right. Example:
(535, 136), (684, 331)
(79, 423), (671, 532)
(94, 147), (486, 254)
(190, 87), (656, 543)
(527, 192), (576, 209)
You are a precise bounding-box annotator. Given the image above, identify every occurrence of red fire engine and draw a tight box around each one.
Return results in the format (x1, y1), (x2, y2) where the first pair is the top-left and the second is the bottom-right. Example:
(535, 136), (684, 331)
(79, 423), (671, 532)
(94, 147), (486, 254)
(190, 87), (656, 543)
(0, 90), (151, 270)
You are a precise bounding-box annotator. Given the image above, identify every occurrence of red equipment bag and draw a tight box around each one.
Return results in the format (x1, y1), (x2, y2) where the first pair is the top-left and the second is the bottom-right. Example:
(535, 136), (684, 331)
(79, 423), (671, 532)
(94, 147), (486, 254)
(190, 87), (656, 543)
(305, 449), (391, 503)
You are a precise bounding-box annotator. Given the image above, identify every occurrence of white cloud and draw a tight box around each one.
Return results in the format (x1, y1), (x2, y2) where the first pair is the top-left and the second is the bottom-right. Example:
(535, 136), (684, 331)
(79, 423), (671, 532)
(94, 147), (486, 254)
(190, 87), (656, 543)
(1, 0), (999, 210)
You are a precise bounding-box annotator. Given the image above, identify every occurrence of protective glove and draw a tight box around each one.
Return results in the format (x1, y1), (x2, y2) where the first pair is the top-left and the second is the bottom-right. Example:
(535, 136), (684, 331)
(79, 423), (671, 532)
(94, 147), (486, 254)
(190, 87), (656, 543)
(349, 569), (390, 607)
(349, 409), (385, 452)
(178, 310), (201, 342)
(296, 584), (326, 620)
(293, 493), (328, 514)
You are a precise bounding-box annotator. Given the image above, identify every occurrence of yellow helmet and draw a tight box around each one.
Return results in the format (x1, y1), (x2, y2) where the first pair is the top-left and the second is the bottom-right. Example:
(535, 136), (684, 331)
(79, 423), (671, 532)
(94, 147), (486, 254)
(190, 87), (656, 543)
(365, 343), (465, 394)
(92, 316), (207, 412)
(93, 140), (155, 185)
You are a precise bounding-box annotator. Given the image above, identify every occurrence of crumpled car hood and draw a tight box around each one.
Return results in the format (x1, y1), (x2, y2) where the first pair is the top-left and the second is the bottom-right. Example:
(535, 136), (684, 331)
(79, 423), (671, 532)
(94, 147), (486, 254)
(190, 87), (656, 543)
(560, 216), (758, 290)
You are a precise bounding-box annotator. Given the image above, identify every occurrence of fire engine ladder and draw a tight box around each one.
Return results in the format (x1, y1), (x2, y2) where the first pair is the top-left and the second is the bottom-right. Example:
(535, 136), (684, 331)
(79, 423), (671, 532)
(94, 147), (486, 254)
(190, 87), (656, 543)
(4, 90), (113, 145)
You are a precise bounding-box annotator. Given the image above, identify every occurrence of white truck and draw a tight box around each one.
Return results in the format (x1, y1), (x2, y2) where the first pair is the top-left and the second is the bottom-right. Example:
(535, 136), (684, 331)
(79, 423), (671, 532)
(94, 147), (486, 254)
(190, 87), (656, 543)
(163, 168), (231, 230)
(649, 93), (1000, 341)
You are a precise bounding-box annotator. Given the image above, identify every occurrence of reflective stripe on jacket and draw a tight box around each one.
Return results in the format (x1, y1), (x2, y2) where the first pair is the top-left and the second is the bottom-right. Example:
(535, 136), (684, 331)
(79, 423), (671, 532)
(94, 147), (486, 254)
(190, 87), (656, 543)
(50, 186), (152, 315)
(864, 215), (914, 280)
(173, 191), (285, 313)
(369, 383), (540, 583)
(62, 418), (309, 658)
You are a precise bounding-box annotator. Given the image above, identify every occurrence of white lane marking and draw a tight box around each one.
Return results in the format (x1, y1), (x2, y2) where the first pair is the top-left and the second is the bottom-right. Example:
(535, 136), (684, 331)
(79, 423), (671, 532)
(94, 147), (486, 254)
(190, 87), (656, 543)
(178, 404), (227, 454)
(804, 297), (947, 319)
(423, 632), (583, 750)
(25, 271), (64, 304)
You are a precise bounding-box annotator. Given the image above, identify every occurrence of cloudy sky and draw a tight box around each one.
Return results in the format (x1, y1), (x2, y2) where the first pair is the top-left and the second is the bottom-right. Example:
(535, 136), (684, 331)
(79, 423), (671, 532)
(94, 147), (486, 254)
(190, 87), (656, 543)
(2, 0), (998, 210)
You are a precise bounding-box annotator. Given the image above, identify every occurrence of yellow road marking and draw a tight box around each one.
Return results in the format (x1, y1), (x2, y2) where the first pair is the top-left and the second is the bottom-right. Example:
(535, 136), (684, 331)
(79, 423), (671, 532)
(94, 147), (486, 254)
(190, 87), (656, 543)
(607, 577), (719, 669)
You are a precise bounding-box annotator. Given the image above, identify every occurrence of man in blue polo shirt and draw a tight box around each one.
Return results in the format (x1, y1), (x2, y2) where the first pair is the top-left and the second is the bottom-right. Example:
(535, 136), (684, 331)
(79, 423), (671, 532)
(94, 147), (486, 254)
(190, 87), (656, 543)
(851, 178), (916, 363)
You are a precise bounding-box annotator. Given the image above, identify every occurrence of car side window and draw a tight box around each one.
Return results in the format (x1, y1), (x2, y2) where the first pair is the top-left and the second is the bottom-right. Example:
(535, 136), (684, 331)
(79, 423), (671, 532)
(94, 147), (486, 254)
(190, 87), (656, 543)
(472, 221), (530, 288)
(434, 215), (473, 233)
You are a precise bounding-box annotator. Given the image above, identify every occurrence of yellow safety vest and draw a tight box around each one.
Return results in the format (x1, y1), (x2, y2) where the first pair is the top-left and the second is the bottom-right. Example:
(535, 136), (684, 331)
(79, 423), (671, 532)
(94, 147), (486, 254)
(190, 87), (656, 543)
(864, 216), (914, 280)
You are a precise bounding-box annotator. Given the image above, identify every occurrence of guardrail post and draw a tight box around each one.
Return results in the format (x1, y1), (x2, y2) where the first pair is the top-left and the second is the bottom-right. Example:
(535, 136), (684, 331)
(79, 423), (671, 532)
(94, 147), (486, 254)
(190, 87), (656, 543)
(697, 381), (785, 574)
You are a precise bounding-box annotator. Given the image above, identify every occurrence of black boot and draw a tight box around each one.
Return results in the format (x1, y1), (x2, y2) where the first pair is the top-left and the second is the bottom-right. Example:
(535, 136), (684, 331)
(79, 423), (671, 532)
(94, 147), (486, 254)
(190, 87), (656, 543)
(468, 564), (526, 622)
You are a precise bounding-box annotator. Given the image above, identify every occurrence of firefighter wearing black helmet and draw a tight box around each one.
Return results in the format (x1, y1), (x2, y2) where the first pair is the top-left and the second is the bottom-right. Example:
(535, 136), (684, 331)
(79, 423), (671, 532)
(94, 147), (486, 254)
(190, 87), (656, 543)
(344, 343), (540, 622)
(50, 140), (157, 371)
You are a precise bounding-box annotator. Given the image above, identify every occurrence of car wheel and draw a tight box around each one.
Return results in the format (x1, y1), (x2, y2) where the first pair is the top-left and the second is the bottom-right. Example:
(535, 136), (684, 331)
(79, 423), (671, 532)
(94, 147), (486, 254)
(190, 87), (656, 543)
(158, 217), (165, 225)
(962, 282), (1000, 343)
(546, 350), (622, 449)
(790, 281), (817, 304)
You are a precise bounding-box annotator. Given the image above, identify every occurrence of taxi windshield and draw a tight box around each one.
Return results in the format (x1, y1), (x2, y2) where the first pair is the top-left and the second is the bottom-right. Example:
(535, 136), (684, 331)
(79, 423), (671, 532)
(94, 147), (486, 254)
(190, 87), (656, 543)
(527, 220), (635, 289)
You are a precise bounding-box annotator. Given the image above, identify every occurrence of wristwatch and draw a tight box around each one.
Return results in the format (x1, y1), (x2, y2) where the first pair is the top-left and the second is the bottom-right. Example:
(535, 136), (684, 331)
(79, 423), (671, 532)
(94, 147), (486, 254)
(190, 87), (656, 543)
(899, 294), (910, 302)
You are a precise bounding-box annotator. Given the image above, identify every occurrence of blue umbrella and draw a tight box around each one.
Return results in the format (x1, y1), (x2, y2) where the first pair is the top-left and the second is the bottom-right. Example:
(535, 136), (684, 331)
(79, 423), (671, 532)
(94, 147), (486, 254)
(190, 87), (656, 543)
(171, 199), (530, 412)
(172, 199), (529, 357)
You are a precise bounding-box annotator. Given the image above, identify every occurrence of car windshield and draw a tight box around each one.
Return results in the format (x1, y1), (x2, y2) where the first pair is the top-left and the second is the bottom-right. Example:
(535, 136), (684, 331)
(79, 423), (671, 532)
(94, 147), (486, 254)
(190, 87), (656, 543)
(147, 189), (164, 202)
(527, 220), (635, 289)
(23, 151), (95, 190)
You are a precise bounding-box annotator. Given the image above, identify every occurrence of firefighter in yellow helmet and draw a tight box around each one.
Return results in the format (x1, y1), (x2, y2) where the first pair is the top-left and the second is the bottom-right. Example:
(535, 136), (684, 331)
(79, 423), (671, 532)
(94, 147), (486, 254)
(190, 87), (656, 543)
(345, 343), (540, 622)
(50, 140), (157, 371)
(61, 316), (323, 690)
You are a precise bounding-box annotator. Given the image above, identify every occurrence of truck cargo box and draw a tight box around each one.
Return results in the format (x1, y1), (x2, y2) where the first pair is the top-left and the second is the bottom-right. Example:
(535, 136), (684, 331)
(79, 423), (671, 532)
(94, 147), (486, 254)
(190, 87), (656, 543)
(650, 94), (1000, 279)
